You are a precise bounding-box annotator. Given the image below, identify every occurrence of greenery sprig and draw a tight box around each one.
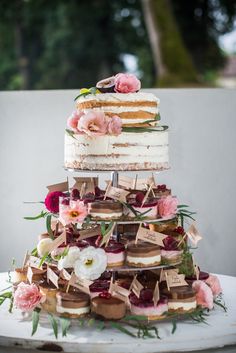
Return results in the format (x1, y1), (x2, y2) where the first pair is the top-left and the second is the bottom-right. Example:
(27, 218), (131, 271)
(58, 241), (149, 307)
(177, 205), (196, 227)
(74, 87), (99, 101)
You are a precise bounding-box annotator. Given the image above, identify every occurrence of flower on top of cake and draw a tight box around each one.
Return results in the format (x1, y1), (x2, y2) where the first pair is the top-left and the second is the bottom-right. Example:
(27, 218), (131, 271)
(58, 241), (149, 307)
(96, 73), (141, 93)
(59, 199), (88, 226)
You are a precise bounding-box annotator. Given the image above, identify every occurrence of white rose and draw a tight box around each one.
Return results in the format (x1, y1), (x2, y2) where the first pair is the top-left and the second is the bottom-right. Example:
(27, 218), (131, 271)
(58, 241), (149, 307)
(74, 246), (107, 280)
(58, 246), (81, 270)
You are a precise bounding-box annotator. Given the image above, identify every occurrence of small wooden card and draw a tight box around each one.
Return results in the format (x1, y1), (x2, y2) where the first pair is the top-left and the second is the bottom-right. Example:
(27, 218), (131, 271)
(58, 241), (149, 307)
(47, 179), (69, 193)
(79, 225), (101, 241)
(129, 275), (144, 298)
(68, 273), (92, 295)
(136, 226), (167, 246)
(109, 282), (130, 303)
(27, 266), (33, 284)
(165, 273), (188, 290)
(47, 230), (67, 253)
(153, 280), (160, 306)
(186, 223), (202, 246)
(47, 267), (59, 288)
(73, 177), (98, 194)
(104, 183), (129, 202)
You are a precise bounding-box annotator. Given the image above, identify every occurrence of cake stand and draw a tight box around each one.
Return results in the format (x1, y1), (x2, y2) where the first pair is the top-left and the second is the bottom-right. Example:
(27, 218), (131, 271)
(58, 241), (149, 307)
(0, 272), (235, 353)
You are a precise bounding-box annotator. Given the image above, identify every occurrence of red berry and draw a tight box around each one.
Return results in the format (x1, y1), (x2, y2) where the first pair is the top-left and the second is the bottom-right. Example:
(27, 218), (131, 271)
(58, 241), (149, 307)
(95, 186), (101, 197)
(71, 188), (80, 200)
(135, 192), (145, 205)
(61, 198), (70, 206)
(175, 226), (185, 234)
(99, 291), (111, 299)
(163, 236), (178, 250)
(140, 288), (153, 302)
(160, 184), (166, 190)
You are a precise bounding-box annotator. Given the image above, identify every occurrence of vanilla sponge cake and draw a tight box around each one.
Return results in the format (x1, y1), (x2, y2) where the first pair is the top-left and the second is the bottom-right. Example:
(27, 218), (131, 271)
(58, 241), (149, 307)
(64, 129), (169, 171)
(76, 92), (159, 127)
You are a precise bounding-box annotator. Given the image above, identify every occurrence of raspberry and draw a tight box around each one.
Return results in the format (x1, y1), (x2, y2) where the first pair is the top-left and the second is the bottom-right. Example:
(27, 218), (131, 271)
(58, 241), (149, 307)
(99, 291), (111, 299)
(71, 188), (80, 200)
(135, 192), (145, 205)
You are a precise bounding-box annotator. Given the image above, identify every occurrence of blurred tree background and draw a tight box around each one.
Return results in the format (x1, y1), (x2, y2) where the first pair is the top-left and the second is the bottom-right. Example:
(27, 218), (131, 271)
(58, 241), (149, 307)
(0, 0), (235, 90)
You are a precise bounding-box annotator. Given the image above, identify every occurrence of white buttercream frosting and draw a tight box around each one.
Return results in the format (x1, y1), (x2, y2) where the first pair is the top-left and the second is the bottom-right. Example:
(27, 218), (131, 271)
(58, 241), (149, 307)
(76, 92), (160, 104)
(126, 254), (161, 265)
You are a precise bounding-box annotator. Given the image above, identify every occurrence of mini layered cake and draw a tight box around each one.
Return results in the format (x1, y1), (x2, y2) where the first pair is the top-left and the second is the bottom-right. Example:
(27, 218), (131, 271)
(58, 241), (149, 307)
(153, 184), (171, 198)
(13, 267), (46, 283)
(39, 282), (58, 314)
(126, 242), (161, 267)
(88, 200), (123, 220)
(129, 289), (168, 320)
(56, 291), (90, 318)
(91, 292), (126, 320)
(149, 218), (178, 233)
(162, 285), (197, 313)
(89, 280), (110, 299)
(126, 193), (158, 219)
(105, 240), (125, 267)
(161, 236), (183, 265)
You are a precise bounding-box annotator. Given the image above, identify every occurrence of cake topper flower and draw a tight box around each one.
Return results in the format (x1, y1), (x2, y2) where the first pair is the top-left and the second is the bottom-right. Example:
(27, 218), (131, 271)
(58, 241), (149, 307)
(205, 274), (222, 297)
(59, 200), (88, 226)
(158, 196), (178, 218)
(14, 282), (44, 312)
(57, 246), (81, 270)
(192, 280), (214, 310)
(114, 73), (141, 93)
(45, 191), (65, 214)
(77, 111), (108, 137)
(74, 246), (107, 280)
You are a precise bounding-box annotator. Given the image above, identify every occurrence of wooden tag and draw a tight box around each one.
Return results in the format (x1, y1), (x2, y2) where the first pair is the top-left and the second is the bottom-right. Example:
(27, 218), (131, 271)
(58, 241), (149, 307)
(68, 273), (92, 295)
(47, 179), (69, 193)
(136, 175), (156, 190)
(104, 183), (129, 202)
(153, 281), (160, 306)
(192, 256), (200, 280)
(100, 222), (116, 247)
(47, 230), (67, 253)
(22, 251), (30, 268)
(141, 182), (154, 206)
(79, 225), (101, 240)
(73, 177), (98, 194)
(80, 182), (87, 199)
(27, 266), (33, 284)
(118, 175), (136, 189)
(166, 273), (188, 289)
(60, 268), (71, 281)
(27, 256), (42, 269)
(186, 223), (202, 246)
(136, 226), (167, 246)
(47, 267), (59, 288)
(160, 268), (179, 282)
(51, 220), (63, 232)
(129, 275), (143, 298)
(109, 282), (130, 303)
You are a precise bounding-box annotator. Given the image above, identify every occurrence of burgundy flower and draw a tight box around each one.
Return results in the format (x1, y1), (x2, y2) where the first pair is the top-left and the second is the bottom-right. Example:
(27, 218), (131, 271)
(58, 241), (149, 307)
(44, 191), (65, 213)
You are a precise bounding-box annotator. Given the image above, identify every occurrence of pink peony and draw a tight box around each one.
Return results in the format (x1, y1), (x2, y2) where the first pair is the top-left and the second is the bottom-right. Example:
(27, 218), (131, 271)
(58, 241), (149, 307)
(45, 191), (65, 214)
(77, 111), (108, 137)
(59, 200), (88, 225)
(114, 73), (141, 93)
(14, 282), (43, 312)
(158, 196), (178, 218)
(205, 274), (222, 297)
(107, 116), (122, 136)
(67, 110), (84, 132)
(192, 280), (214, 310)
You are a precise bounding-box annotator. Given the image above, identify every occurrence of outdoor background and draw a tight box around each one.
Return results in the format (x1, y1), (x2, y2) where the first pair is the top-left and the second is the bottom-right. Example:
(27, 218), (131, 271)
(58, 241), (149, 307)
(0, 0), (236, 90)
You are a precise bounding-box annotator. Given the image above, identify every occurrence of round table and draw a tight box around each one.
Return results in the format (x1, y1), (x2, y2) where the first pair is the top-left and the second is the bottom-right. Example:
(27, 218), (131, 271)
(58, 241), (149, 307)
(0, 272), (236, 353)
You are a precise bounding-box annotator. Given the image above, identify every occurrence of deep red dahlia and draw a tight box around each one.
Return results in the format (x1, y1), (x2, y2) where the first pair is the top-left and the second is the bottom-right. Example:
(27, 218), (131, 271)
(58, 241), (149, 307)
(44, 191), (65, 213)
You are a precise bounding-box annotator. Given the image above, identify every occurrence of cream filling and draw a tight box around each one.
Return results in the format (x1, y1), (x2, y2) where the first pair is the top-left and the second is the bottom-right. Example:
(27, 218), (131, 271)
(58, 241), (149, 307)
(76, 92), (160, 104)
(168, 300), (197, 311)
(89, 211), (123, 219)
(56, 304), (90, 315)
(82, 106), (158, 115)
(126, 254), (161, 265)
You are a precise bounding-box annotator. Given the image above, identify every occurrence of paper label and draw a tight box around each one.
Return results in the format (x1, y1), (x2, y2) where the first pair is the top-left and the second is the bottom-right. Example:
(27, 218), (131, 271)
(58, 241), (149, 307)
(160, 268), (179, 282)
(47, 230), (67, 253)
(27, 266), (33, 284)
(73, 177), (98, 194)
(47, 267), (59, 288)
(153, 281), (160, 306)
(60, 268), (71, 281)
(109, 282), (130, 303)
(68, 273), (92, 295)
(136, 226), (167, 246)
(166, 273), (188, 289)
(186, 223), (202, 246)
(104, 183), (129, 202)
(27, 256), (42, 269)
(129, 276), (143, 298)
(22, 251), (30, 268)
(47, 179), (69, 193)
(79, 225), (101, 240)
(118, 175), (156, 190)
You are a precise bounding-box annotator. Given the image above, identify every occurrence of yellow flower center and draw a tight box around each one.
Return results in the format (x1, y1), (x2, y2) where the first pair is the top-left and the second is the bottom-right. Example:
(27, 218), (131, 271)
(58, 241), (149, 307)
(69, 210), (79, 218)
(84, 258), (93, 266)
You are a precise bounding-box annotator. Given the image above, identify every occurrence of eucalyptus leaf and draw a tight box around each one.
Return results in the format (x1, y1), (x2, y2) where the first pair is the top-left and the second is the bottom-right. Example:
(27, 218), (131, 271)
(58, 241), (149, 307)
(60, 317), (71, 337)
(65, 129), (76, 139)
(171, 320), (177, 334)
(46, 214), (54, 239)
(24, 210), (48, 220)
(48, 314), (58, 338)
(31, 308), (41, 336)
(110, 322), (136, 337)
(39, 252), (49, 267)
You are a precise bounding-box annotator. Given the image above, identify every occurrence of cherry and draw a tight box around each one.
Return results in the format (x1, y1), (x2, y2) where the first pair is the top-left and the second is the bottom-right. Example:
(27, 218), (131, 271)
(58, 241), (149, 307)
(175, 226), (185, 234)
(99, 291), (111, 299)
(95, 186), (101, 197)
(61, 198), (70, 206)
(163, 236), (178, 250)
(135, 192), (145, 205)
(71, 188), (80, 200)
(140, 288), (153, 302)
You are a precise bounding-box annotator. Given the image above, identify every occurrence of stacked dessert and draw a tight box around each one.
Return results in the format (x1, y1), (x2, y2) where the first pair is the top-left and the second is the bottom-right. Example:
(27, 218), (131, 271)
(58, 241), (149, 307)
(7, 73), (223, 338)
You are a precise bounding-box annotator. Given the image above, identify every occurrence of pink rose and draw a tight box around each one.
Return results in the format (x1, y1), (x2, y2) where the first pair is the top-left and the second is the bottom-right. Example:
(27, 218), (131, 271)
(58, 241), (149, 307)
(108, 116), (122, 136)
(77, 111), (108, 137)
(192, 280), (214, 310)
(67, 110), (84, 132)
(14, 282), (43, 312)
(158, 196), (178, 217)
(59, 200), (88, 226)
(205, 274), (222, 297)
(114, 73), (141, 93)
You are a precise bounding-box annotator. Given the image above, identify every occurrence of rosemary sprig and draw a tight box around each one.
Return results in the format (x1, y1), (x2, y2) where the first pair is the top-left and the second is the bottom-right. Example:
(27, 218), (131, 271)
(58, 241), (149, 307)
(214, 295), (227, 312)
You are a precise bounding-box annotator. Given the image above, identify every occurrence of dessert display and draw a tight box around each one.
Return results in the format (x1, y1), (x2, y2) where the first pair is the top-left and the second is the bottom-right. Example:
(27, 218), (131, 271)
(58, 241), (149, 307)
(3, 73), (225, 340)
(126, 242), (161, 267)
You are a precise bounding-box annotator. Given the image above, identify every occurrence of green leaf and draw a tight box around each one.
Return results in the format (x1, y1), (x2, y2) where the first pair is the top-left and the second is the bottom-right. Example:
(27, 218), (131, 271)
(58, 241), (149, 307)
(60, 317), (71, 337)
(96, 320), (105, 331)
(171, 320), (177, 334)
(48, 314), (58, 339)
(124, 315), (147, 321)
(110, 322), (136, 337)
(24, 210), (48, 220)
(177, 205), (189, 209)
(65, 129), (76, 139)
(31, 308), (41, 336)
(214, 298), (227, 312)
(31, 247), (38, 256)
(87, 318), (95, 327)
(122, 125), (168, 133)
(100, 221), (106, 236)
(46, 214), (54, 239)
(39, 252), (49, 267)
